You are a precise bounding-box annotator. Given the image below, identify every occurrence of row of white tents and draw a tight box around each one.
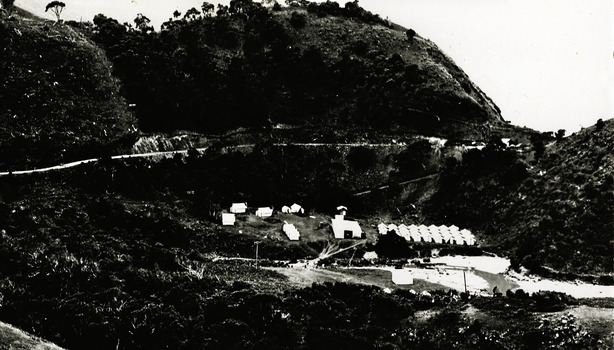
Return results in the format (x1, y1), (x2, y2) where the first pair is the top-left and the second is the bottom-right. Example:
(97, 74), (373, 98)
(224, 203), (304, 226)
(229, 203), (304, 216)
(378, 223), (476, 246)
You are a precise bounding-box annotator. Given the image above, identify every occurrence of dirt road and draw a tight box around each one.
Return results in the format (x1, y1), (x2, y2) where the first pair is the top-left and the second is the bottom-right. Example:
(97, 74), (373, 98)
(0, 148), (209, 176)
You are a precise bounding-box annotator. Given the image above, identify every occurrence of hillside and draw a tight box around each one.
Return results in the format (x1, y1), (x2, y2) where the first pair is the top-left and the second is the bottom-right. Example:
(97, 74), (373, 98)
(0, 14), (136, 170)
(0, 2), (612, 349)
(508, 120), (614, 275)
(0, 0), (507, 169)
(87, 1), (504, 137)
(427, 119), (614, 276)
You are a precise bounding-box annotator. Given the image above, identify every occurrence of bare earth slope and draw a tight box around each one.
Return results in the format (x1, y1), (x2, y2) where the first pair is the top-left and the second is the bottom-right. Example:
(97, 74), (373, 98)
(0, 321), (65, 350)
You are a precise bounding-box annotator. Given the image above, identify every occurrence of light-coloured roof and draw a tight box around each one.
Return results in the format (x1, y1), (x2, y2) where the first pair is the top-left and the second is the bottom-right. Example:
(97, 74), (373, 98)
(331, 218), (362, 239)
(222, 213), (235, 225)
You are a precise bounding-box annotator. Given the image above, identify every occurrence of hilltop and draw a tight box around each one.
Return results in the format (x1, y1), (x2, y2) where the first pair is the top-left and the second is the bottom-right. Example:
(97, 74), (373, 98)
(0, 0), (510, 170)
(87, 1), (504, 137)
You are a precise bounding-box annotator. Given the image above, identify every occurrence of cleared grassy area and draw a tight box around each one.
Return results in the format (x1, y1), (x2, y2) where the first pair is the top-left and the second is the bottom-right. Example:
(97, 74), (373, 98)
(268, 266), (448, 292)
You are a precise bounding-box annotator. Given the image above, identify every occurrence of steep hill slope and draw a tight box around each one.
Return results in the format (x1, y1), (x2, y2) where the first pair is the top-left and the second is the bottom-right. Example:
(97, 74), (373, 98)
(0, 14), (135, 170)
(507, 120), (614, 275)
(427, 119), (614, 276)
(89, 1), (504, 137)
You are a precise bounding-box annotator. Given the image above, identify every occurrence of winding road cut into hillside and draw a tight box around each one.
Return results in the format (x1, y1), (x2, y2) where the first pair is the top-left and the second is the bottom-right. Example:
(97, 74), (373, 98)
(0, 148), (210, 176)
(0, 142), (402, 177)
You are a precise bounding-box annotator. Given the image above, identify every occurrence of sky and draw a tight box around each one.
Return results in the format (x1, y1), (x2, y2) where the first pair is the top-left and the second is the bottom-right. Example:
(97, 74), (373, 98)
(16, 0), (614, 133)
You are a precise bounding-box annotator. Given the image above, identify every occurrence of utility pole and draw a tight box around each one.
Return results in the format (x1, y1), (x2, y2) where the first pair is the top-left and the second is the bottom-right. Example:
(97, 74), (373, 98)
(463, 270), (467, 294)
(254, 241), (261, 269)
(348, 247), (357, 267)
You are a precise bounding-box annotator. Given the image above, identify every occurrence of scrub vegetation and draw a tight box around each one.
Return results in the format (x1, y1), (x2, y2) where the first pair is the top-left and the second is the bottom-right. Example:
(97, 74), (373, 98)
(0, 1), (612, 348)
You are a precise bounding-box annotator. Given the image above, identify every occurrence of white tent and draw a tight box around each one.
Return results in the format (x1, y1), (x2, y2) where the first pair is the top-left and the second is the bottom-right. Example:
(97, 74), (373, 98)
(430, 231), (443, 244)
(331, 218), (362, 239)
(222, 213), (235, 226)
(420, 230), (432, 243)
(391, 269), (414, 285)
(290, 203), (304, 214)
(281, 205), (291, 213)
(378, 223), (388, 235)
(409, 225), (421, 242)
(460, 229), (473, 239)
(255, 207), (273, 218)
(428, 224), (439, 232)
(230, 203), (247, 214)
(283, 222), (300, 241)
(387, 224), (398, 234)
(439, 229), (452, 243)
(398, 225), (411, 240)
(451, 232), (465, 245)
(410, 231), (422, 242)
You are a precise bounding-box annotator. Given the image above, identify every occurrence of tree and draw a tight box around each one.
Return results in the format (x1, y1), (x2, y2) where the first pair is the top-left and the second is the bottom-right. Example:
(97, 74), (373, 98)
(183, 7), (201, 21)
(134, 13), (152, 33)
(45, 1), (65, 22)
(289, 11), (307, 28)
(406, 29), (416, 43)
(173, 10), (181, 19)
(201, 2), (215, 16)
(1, 0), (15, 16)
(596, 118), (605, 131)
(555, 129), (565, 142)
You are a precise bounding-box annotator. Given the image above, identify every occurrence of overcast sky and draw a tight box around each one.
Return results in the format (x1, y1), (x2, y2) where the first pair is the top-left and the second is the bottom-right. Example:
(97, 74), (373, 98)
(17, 0), (613, 133)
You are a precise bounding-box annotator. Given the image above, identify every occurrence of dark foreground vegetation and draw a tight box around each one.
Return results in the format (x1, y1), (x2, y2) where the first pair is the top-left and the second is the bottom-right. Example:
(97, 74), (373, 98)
(0, 136), (611, 348)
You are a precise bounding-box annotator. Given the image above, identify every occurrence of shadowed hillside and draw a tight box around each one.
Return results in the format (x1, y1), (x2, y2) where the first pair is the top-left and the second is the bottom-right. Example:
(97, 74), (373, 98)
(427, 119), (614, 276)
(0, 14), (135, 170)
(87, 1), (504, 137)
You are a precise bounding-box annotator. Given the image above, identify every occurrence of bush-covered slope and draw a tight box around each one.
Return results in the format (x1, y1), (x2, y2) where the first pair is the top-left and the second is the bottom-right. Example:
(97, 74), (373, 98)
(87, 1), (503, 136)
(0, 164), (606, 349)
(0, 15), (135, 170)
(427, 119), (614, 276)
(506, 120), (614, 275)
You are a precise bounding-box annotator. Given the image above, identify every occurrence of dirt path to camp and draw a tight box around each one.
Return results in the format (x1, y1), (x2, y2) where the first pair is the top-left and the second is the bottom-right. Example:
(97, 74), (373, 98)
(268, 266), (454, 292)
